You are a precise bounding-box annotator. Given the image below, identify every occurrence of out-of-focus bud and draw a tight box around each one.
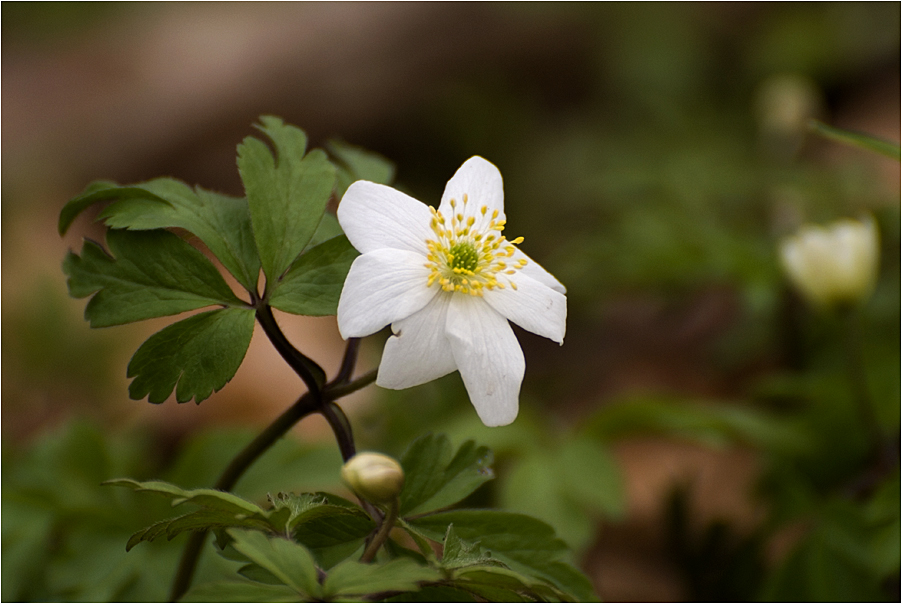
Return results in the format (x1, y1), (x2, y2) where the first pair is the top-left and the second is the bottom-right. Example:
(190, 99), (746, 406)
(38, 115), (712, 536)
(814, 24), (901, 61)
(340, 452), (405, 503)
(754, 74), (824, 159)
(779, 216), (880, 308)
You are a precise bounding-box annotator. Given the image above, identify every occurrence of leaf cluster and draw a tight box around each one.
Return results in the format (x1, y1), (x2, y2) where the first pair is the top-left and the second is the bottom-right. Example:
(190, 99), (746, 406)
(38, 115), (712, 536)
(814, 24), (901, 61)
(112, 434), (596, 602)
(59, 118), (393, 405)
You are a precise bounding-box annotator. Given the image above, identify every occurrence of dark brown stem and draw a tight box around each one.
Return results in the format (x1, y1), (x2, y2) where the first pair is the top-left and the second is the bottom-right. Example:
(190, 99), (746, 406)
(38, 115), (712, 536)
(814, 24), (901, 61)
(254, 302), (326, 394)
(168, 329), (374, 602)
(333, 338), (361, 385)
(360, 498), (399, 563)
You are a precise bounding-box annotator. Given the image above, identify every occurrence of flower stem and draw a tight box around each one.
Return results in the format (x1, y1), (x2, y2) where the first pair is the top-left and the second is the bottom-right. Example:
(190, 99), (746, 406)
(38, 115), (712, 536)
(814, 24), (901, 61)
(842, 308), (884, 453)
(254, 301), (326, 393)
(360, 498), (400, 563)
(167, 330), (375, 602)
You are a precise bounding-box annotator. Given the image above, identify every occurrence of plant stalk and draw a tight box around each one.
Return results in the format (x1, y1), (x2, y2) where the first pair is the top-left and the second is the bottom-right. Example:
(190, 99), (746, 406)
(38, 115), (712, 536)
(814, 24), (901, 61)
(360, 498), (400, 563)
(168, 320), (375, 602)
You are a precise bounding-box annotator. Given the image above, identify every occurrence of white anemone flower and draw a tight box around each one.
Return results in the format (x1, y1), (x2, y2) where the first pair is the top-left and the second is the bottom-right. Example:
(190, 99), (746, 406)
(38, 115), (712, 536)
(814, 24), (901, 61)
(336, 156), (567, 427)
(779, 216), (879, 309)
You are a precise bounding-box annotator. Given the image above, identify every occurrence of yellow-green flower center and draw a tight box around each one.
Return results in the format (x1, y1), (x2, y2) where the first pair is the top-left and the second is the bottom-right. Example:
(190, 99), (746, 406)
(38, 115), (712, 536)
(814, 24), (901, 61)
(424, 193), (528, 297)
(449, 242), (479, 273)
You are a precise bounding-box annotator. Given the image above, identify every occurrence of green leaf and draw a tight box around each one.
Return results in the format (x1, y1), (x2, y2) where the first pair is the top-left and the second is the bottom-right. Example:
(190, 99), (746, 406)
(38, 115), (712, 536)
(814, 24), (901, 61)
(60, 179), (262, 292)
(105, 480), (280, 549)
(451, 566), (567, 602)
(126, 307), (255, 403)
(808, 120), (901, 161)
(181, 580), (301, 603)
(105, 479), (263, 515)
(290, 503), (374, 569)
(304, 212), (345, 252)
(228, 529), (321, 599)
(323, 557), (441, 598)
(410, 510), (597, 602)
(441, 525), (498, 570)
(268, 235), (358, 316)
(237, 115), (336, 288)
(63, 229), (247, 328)
(382, 586), (479, 602)
(58, 179), (119, 235)
(399, 434), (494, 516)
(327, 139), (396, 199)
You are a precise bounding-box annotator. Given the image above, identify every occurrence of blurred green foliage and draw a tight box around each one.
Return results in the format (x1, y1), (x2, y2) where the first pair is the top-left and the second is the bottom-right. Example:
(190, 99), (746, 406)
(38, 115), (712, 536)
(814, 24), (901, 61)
(3, 2), (899, 601)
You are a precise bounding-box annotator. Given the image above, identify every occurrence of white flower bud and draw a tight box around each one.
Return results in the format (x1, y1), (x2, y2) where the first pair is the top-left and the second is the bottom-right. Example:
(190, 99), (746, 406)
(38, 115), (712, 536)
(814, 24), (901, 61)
(779, 216), (880, 308)
(340, 452), (405, 503)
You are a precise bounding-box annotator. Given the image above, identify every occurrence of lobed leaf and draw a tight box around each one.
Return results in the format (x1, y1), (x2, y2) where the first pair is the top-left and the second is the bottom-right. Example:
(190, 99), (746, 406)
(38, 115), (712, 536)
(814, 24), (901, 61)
(60, 179), (261, 292)
(63, 229), (247, 328)
(126, 307), (255, 404)
(268, 235), (358, 316)
(399, 434), (494, 517)
(228, 529), (321, 599)
(180, 580), (301, 603)
(327, 139), (396, 199)
(322, 557), (441, 599)
(410, 509), (597, 602)
(238, 116), (336, 289)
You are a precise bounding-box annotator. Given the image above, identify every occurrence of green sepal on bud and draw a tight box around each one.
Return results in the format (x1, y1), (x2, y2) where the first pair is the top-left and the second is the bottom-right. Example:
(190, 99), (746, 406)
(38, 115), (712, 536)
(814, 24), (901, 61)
(341, 452), (405, 504)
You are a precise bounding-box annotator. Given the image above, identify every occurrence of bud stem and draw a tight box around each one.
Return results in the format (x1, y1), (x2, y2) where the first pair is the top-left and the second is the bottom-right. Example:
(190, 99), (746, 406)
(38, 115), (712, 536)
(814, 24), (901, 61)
(841, 308), (884, 454)
(361, 497), (400, 563)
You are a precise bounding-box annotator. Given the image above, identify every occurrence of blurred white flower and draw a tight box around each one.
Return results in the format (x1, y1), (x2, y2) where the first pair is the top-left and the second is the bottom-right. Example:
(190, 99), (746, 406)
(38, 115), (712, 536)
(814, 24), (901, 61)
(779, 216), (880, 308)
(337, 156), (566, 427)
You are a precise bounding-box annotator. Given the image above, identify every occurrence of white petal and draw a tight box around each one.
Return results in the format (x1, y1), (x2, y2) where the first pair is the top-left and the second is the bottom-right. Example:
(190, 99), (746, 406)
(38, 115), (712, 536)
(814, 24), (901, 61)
(338, 181), (433, 255)
(377, 293), (457, 389)
(337, 249), (436, 338)
(509, 248), (567, 294)
(439, 157), (505, 230)
(446, 296), (524, 427)
(482, 272), (567, 344)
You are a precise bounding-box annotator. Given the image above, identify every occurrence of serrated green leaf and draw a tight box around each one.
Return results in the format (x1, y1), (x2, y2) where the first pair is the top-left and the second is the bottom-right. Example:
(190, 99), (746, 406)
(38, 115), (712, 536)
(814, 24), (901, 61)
(808, 120), (901, 161)
(238, 563), (285, 585)
(292, 506), (374, 570)
(327, 139), (396, 200)
(228, 529), (321, 598)
(410, 510), (597, 602)
(451, 583), (533, 602)
(60, 179), (262, 292)
(536, 561), (599, 602)
(268, 235), (358, 316)
(58, 179), (120, 234)
(126, 307), (254, 404)
(382, 586), (479, 602)
(441, 525), (498, 570)
(63, 229), (247, 328)
(180, 580), (301, 603)
(323, 557), (441, 598)
(399, 434), (494, 517)
(268, 493), (324, 533)
(304, 212), (345, 252)
(105, 479), (266, 515)
(238, 116), (336, 289)
(125, 516), (175, 551)
(452, 566), (566, 601)
(165, 509), (268, 538)
(292, 506), (374, 549)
